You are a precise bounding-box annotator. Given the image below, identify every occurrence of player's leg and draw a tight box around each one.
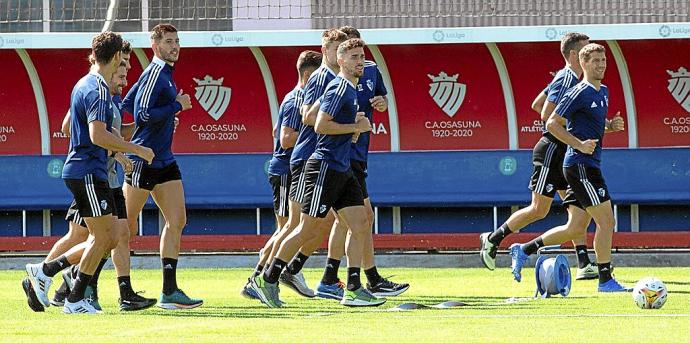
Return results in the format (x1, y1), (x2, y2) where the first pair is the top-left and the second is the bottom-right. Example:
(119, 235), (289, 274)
(360, 198), (410, 297)
(561, 190), (597, 280)
(481, 191), (553, 270)
(336, 205), (385, 307)
(122, 183), (150, 238)
(315, 216), (346, 295)
(150, 179), (202, 309)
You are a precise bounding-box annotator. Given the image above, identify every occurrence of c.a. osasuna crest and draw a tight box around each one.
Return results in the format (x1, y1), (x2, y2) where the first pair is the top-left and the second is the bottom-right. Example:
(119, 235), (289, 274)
(193, 75), (232, 121)
(428, 71), (466, 117)
(667, 67), (690, 113)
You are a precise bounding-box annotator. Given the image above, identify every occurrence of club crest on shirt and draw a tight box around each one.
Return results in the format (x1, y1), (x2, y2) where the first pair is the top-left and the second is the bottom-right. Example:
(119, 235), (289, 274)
(428, 71), (466, 118)
(667, 67), (690, 112)
(193, 75), (232, 121)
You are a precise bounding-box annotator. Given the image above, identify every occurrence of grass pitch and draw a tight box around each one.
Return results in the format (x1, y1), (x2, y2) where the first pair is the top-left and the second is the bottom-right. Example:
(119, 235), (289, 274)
(3, 267), (689, 342)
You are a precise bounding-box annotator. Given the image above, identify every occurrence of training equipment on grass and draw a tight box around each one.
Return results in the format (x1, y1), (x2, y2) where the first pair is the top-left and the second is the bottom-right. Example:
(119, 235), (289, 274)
(534, 254), (571, 298)
(632, 277), (668, 309)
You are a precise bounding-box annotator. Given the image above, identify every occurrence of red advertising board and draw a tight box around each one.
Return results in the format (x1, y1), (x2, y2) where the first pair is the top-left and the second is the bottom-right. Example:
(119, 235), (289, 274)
(619, 39), (690, 147)
(0, 50), (41, 155)
(379, 43), (508, 151)
(166, 47), (273, 153)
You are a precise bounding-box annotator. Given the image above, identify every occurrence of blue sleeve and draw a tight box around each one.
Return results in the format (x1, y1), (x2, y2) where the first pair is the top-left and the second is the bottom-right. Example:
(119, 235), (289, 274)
(282, 101), (301, 130)
(547, 72), (574, 105)
(121, 82), (138, 115)
(320, 82), (345, 117)
(86, 88), (111, 124)
(134, 73), (182, 125)
(304, 73), (328, 106)
(555, 88), (582, 120)
(375, 68), (387, 96)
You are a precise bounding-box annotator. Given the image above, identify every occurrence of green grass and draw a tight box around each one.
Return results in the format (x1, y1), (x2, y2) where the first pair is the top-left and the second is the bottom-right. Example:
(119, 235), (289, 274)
(3, 267), (689, 342)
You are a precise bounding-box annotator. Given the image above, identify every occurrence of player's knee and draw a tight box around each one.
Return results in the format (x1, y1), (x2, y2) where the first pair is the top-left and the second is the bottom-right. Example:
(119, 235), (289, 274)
(67, 225), (89, 242)
(530, 203), (550, 220)
(167, 214), (187, 231)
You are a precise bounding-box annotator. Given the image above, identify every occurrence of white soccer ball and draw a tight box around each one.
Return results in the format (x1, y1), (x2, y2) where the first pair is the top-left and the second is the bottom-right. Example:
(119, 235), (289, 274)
(632, 277), (668, 309)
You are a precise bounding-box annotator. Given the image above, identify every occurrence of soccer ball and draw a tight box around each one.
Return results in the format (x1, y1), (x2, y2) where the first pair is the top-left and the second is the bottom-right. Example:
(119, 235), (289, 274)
(632, 277), (668, 309)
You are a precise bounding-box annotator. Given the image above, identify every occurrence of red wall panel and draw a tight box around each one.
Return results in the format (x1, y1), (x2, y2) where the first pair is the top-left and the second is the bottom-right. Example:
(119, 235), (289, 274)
(0, 50), (41, 155)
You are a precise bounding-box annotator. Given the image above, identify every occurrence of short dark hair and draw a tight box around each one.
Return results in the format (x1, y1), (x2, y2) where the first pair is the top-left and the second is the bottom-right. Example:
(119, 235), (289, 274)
(339, 26), (361, 39)
(122, 39), (132, 54)
(561, 32), (590, 59)
(92, 31), (123, 65)
(297, 50), (322, 74)
(337, 38), (365, 57)
(321, 28), (347, 47)
(151, 23), (178, 41)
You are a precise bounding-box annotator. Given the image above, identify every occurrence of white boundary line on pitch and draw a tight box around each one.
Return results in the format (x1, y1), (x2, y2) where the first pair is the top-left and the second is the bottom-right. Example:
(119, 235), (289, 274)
(377, 313), (690, 318)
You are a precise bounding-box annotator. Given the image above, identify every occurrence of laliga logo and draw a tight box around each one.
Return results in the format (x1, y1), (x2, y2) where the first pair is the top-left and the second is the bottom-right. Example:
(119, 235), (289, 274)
(667, 67), (690, 113)
(193, 75), (232, 121)
(428, 71), (466, 118)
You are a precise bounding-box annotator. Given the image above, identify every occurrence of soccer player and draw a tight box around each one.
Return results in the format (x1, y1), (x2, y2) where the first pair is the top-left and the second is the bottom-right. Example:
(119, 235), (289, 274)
(312, 25), (409, 298)
(25, 31), (154, 314)
(121, 23), (202, 309)
(479, 32), (599, 280)
(514, 43), (629, 292)
(243, 29), (347, 300)
(240, 50), (323, 299)
(250, 38), (385, 308)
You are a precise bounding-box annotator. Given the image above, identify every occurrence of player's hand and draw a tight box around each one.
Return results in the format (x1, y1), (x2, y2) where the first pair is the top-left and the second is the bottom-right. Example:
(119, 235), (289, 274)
(114, 152), (133, 173)
(136, 146), (155, 164)
(355, 112), (372, 133)
(174, 116), (180, 133)
(577, 139), (598, 155)
(610, 111), (625, 132)
(176, 90), (192, 111)
(370, 96), (387, 112)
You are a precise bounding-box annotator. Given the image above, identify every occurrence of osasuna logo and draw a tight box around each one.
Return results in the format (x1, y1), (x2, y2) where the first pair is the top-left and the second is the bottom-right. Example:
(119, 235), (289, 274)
(667, 67), (690, 113)
(428, 71), (466, 117)
(193, 75), (232, 121)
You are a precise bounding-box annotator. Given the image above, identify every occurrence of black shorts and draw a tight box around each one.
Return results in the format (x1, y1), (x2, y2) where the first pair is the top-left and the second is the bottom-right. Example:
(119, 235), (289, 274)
(126, 161), (182, 191)
(64, 175), (114, 220)
(300, 159), (364, 218)
(562, 164), (611, 209)
(269, 173), (291, 217)
(66, 187), (127, 226)
(528, 136), (568, 197)
(289, 161), (307, 203)
(351, 160), (369, 199)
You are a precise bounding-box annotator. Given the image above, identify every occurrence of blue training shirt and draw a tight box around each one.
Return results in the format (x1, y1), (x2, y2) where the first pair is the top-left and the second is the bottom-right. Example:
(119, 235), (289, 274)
(555, 81), (609, 169)
(62, 71), (114, 181)
(268, 86), (304, 176)
(290, 64), (337, 166)
(543, 66), (579, 140)
(124, 56), (182, 168)
(311, 76), (359, 173)
(350, 60), (387, 163)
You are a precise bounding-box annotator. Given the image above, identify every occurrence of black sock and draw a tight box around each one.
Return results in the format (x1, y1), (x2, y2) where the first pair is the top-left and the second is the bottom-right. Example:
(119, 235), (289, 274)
(89, 258), (108, 287)
(286, 252), (309, 275)
(321, 258), (341, 284)
(162, 258), (178, 296)
(252, 264), (264, 278)
(118, 276), (135, 298)
(488, 223), (512, 245)
(42, 256), (71, 277)
(346, 267), (362, 291)
(66, 272), (92, 303)
(522, 237), (544, 256)
(364, 266), (383, 286)
(575, 245), (592, 268)
(598, 262), (613, 283)
(263, 258), (287, 284)
(56, 280), (70, 295)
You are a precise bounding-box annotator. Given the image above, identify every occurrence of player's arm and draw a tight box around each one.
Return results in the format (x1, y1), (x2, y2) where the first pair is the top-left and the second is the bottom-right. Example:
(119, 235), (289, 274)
(371, 68), (388, 112)
(134, 77), (189, 125)
(546, 113), (597, 155)
(315, 111), (371, 135)
(540, 100), (557, 122)
(302, 100), (320, 126)
(61, 110), (72, 137)
(89, 121), (154, 163)
(531, 91), (547, 117)
(280, 126), (298, 149)
(120, 122), (135, 141)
